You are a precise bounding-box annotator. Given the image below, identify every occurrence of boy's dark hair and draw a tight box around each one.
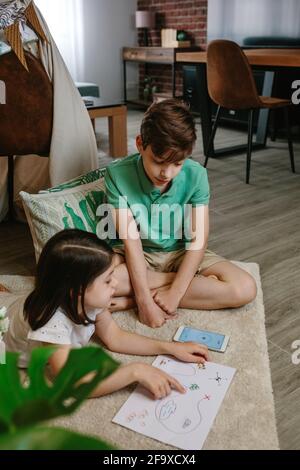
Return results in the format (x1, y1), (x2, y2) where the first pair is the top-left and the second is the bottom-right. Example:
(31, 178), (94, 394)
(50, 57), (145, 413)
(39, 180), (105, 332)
(24, 229), (113, 331)
(140, 99), (197, 162)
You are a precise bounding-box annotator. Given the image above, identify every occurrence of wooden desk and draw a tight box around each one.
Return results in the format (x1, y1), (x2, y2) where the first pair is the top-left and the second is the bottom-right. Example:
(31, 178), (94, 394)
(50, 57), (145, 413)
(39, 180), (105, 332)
(123, 46), (200, 105)
(85, 98), (128, 158)
(177, 49), (300, 67)
(176, 48), (300, 158)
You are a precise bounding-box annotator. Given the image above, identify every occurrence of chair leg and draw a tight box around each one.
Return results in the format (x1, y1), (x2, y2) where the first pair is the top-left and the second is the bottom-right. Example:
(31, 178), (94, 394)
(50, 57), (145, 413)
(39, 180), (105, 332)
(246, 110), (254, 184)
(7, 155), (14, 220)
(269, 109), (277, 142)
(204, 105), (221, 168)
(284, 106), (295, 173)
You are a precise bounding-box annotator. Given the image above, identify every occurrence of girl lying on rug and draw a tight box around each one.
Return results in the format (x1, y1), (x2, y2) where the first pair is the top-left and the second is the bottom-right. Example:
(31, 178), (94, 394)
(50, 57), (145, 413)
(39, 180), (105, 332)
(2, 229), (209, 400)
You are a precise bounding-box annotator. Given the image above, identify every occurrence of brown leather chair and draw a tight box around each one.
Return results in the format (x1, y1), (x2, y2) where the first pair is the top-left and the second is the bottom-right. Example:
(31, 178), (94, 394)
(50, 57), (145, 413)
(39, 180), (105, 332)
(0, 51), (53, 218)
(204, 40), (295, 183)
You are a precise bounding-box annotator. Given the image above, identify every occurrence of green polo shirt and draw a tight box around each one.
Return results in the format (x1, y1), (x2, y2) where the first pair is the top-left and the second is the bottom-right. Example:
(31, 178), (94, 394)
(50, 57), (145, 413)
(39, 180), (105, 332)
(104, 153), (210, 252)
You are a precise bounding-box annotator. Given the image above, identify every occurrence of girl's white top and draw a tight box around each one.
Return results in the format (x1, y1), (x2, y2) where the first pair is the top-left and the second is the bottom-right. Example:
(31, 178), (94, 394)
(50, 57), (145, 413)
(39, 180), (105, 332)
(3, 293), (102, 368)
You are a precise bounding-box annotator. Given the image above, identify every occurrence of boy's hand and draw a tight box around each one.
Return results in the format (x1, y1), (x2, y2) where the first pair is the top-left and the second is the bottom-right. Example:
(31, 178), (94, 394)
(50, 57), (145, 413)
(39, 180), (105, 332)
(167, 341), (210, 364)
(138, 299), (167, 328)
(153, 288), (181, 316)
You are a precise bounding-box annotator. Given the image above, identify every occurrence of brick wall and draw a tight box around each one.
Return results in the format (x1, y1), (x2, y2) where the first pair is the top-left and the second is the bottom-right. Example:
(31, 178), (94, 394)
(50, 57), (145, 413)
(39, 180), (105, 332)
(137, 0), (208, 99)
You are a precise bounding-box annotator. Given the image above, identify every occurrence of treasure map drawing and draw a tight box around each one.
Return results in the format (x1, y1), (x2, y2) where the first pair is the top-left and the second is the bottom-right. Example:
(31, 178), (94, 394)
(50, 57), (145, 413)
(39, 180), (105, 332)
(112, 356), (236, 450)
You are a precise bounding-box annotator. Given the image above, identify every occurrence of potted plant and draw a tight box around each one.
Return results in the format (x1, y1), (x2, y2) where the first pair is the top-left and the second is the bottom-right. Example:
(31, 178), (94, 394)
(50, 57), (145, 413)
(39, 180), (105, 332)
(0, 345), (119, 449)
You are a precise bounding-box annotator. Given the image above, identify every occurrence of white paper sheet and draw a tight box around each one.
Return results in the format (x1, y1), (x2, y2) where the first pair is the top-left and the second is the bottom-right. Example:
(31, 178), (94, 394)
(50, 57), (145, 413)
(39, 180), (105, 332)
(112, 356), (236, 450)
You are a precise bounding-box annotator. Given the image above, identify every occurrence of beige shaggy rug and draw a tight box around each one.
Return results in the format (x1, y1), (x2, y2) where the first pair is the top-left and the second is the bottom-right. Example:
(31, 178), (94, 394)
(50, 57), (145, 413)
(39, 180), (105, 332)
(0, 262), (279, 450)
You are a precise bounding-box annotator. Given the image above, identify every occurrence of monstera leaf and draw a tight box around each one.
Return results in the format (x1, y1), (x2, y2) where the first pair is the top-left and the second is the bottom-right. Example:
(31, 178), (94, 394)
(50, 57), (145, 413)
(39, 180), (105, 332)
(0, 346), (119, 449)
(0, 427), (113, 450)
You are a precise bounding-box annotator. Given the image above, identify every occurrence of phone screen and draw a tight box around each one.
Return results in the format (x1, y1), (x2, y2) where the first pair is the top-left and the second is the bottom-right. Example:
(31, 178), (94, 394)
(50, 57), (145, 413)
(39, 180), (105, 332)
(178, 327), (225, 350)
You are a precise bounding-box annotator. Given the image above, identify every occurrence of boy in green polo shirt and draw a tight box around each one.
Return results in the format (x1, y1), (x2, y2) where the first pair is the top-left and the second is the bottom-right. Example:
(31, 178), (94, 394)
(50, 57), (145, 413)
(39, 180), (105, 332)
(104, 99), (257, 328)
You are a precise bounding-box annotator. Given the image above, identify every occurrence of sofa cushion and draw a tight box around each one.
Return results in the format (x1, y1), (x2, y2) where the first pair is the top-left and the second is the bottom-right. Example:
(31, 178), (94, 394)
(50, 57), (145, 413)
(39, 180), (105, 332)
(39, 167), (107, 193)
(20, 177), (106, 261)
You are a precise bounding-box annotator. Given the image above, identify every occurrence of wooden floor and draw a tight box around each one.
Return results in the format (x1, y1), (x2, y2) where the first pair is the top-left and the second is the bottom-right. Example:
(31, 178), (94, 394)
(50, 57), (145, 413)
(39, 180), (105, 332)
(0, 109), (300, 449)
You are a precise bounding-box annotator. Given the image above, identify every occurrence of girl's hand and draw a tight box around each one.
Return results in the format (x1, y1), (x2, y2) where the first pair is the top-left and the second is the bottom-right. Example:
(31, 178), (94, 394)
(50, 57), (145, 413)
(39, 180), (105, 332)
(134, 363), (186, 399)
(168, 341), (210, 364)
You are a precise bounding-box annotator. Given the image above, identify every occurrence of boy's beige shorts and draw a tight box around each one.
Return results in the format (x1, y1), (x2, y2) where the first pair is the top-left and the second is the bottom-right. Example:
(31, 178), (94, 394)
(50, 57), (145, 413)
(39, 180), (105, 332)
(113, 247), (224, 274)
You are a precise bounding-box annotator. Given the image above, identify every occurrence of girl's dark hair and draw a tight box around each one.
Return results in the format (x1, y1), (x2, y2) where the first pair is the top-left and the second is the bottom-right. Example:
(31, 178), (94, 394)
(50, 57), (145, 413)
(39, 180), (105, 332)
(140, 99), (197, 162)
(24, 229), (114, 330)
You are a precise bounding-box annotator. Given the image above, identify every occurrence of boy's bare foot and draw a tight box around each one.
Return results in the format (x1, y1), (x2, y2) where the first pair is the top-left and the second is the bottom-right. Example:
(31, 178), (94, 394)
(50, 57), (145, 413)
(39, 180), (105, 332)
(109, 296), (136, 312)
(207, 274), (219, 281)
(0, 284), (10, 293)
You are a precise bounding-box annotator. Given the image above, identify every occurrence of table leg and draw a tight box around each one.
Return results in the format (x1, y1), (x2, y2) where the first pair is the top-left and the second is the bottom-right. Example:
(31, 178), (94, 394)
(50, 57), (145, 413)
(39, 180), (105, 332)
(7, 155), (14, 220)
(108, 109), (128, 158)
(123, 60), (127, 102)
(196, 64), (215, 157)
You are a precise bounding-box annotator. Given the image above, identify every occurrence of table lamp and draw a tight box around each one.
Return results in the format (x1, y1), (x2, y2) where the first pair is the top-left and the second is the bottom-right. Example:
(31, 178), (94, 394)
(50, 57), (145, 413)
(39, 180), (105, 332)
(135, 10), (155, 47)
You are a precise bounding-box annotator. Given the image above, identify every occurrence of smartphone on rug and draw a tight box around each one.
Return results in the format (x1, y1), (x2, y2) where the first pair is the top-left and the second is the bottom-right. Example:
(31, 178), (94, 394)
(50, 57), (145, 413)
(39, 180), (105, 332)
(173, 326), (230, 353)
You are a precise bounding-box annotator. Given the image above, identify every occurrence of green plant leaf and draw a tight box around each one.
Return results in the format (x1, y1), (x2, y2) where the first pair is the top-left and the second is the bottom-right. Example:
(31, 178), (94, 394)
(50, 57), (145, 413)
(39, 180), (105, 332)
(0, 346), (119, 431)
(0, 426), (115, 450)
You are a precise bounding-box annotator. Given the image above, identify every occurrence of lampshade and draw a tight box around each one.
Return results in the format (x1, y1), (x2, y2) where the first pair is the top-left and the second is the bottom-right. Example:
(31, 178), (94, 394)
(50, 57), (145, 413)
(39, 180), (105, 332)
(135, 11), (155, 29)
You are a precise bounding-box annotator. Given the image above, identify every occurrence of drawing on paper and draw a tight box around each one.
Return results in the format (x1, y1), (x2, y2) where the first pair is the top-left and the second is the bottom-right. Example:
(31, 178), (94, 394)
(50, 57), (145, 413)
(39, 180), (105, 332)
(126, 409), (149, 428)
(209, 372), (228, 386)
(158, 399), (177, 421)
(166, 362), (197, 377)
(112, 356), (236, 451)
(189, 384), (200, 391)
(154, 393), (216, 435)
(156, 396), (203, 434)
(159, 359), (169, 366)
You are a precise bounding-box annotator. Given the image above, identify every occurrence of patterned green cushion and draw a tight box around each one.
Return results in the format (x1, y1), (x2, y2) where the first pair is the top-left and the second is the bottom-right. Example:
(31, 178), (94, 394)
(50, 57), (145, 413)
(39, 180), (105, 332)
(20, 178), (106, 261)
(40, 167), (107, 193)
